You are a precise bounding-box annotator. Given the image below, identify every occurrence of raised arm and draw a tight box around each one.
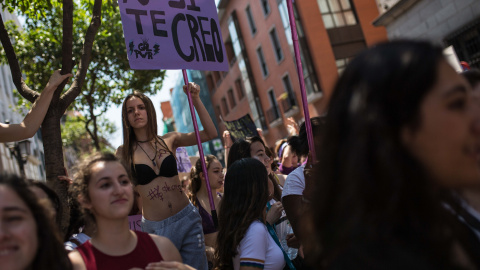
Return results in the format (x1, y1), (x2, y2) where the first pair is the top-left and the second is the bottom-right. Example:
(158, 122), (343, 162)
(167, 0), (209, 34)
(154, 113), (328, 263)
(172, 82), (218, 148)
(0, 70), (72, 142)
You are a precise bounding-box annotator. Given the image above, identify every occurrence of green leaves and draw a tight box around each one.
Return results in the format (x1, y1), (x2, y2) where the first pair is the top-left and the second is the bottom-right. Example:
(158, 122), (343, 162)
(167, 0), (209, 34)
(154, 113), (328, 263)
(0, 0), (53, 18)
(1, 0), (165, 149)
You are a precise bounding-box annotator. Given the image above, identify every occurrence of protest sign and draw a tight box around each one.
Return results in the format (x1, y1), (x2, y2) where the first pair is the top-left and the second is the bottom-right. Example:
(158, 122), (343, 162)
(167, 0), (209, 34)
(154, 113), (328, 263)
(118, 0), (228, 71)
(176, 147), (192, 173)
(223, 114), (259, 141)
(128, 215), (142, 231)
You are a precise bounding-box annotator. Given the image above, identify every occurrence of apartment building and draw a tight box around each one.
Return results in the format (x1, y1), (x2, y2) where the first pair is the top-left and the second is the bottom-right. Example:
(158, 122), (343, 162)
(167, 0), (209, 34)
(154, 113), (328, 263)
(373, 0), (480, 69)
(209, 0), (387, 147)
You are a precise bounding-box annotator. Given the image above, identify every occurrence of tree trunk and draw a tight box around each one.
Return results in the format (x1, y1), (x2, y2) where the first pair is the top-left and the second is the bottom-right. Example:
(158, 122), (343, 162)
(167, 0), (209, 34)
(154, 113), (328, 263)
(42, 107), (70, 237)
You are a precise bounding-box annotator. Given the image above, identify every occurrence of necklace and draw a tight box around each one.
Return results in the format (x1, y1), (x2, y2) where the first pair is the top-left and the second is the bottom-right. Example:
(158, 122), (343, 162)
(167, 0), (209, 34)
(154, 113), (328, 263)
(137, 138), (151, 143)
(137, 141), (157, 167)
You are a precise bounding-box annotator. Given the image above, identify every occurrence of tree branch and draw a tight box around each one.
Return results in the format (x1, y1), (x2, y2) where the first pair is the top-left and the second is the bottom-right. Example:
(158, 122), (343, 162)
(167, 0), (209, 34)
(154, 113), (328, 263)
(61, 0), (74, 74)
(0, 13), (36, 103)
(60, 0), (102, 113)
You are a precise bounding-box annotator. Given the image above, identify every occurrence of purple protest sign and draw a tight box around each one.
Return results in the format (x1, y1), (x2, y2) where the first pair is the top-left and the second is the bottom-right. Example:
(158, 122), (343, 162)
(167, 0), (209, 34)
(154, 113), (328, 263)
(176, 147), (192, 173)
(118, 0), (228, 71)
(128, 215), (142, 231)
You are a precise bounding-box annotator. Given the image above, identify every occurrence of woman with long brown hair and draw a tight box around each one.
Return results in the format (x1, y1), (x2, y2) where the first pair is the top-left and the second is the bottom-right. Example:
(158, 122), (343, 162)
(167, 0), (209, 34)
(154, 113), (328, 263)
(304, 40), (480, 269)
(116, 82), (217, 270)
(189, 155), (224, 266)
(0, 173), (72, 270)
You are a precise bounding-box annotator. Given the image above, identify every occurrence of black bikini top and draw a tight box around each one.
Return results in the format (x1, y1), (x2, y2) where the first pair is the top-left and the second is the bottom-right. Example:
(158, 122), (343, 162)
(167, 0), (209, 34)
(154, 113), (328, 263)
(132, 155), (179, 185)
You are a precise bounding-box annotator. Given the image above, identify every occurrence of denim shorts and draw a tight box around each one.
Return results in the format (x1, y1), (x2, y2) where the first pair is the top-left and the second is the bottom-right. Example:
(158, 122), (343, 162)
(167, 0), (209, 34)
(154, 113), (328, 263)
(142, 203), (208, 270)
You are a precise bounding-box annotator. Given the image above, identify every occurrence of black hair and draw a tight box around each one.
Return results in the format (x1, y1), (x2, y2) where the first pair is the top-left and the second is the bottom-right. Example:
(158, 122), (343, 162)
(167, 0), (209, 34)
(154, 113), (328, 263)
(215, 158), (269, 270)
(287, 116), (325, 158)
(303, 40), (470, 268)
(228, 136), (282, 201)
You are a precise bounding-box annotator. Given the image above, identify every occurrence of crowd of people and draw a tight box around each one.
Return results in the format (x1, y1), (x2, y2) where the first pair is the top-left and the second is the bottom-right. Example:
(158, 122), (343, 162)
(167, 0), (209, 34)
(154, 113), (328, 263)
(2, 39), (480, 270)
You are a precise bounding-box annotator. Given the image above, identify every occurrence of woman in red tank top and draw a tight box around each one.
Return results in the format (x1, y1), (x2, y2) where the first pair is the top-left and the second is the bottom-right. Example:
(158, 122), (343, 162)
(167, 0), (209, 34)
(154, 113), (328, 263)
(67, 153), (187, 270)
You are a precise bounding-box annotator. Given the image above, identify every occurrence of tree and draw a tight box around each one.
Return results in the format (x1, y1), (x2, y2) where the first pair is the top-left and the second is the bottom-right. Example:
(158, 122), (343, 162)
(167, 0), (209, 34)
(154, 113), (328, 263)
(74, 8), (165, 151)
(0, 0), (166, 234)
(0, 0), (104, 233)
(61, 113), (116, 166)
(3, 1), (165, 152)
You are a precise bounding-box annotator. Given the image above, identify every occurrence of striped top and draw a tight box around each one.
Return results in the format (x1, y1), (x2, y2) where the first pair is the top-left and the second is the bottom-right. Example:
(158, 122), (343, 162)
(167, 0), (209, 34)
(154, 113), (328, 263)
(233, 221), (285, 270)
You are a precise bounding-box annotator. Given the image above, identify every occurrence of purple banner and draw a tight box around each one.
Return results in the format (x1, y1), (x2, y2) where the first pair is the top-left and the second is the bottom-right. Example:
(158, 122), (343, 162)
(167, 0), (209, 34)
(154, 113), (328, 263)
(176, 147), (192, 173)
(118, 0), (228, 71)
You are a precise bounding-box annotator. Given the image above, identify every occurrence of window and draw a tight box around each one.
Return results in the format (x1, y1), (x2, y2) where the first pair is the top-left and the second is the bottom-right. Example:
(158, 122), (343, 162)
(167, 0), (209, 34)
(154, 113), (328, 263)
(278, 0), (321, 95)
(213, 71), (222, 86)
(221, 97), (229, 115)
(269, 28), (284, 62)
(228, 17), (242, 56)
(278, 0), (292, 47)
(266, 89), (280, 123)
(256, 47), (269, 77)
(261, 0), (271, 16)
(229, 12), (268, 130)
(235, 78), (245, 100)
(317, 0), (357, 29)
(282, 75), (293, 94)
(281, 74), (296, 112)
(335, 58), (351, 74)
(246, 6), (257, 35)
(225, 39), (236, 66)
(227, 89), (236, 108)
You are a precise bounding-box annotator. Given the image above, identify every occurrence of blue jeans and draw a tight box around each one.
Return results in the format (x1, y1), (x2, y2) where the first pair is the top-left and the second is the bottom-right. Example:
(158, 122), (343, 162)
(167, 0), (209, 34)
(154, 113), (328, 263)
(142, 203), (208, 270)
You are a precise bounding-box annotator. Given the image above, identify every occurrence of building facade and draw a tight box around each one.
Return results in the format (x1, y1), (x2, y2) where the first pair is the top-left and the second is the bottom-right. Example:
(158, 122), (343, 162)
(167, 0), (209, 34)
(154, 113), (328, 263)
(0, 10), (46, 180)
(373, 0), (480, 68)
(211, 0), (387, 147)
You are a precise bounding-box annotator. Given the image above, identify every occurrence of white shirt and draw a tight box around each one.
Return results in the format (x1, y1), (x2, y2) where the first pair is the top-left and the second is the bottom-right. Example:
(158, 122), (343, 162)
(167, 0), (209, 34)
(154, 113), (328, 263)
(233, 221), (285, 270)
(281, 165), (305, 198)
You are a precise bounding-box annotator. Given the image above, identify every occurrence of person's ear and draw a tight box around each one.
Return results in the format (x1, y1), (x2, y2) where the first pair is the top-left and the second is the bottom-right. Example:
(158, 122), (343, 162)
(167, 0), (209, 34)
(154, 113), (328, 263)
(199, 172), (205, 181)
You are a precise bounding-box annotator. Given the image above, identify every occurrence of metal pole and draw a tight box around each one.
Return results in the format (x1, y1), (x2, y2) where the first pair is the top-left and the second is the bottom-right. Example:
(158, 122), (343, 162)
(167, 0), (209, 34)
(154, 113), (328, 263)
(182, 69), (218, 228)
(286, 0), (316, 163)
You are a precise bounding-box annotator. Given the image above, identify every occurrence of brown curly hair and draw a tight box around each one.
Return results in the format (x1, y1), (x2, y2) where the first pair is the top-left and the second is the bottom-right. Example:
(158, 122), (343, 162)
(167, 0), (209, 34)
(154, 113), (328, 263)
(189, 154), (218, 206)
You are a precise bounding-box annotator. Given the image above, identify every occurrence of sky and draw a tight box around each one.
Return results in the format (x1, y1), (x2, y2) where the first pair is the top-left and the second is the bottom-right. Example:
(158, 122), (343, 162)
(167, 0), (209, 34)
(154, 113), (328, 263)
(105, 69), (181, 149)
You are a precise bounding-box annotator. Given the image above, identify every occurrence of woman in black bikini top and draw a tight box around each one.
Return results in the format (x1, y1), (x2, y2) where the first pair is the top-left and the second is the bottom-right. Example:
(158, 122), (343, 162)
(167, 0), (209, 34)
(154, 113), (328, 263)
(116, 82), (217, 270)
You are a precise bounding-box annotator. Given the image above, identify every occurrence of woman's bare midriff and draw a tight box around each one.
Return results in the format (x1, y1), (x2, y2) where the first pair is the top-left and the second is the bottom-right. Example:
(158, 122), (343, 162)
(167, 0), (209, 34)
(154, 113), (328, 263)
(137, 175), (190, 221)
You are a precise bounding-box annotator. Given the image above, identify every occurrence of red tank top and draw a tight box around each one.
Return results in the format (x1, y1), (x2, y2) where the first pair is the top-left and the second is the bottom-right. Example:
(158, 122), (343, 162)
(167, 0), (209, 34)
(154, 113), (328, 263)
(77, 231), (163, 270)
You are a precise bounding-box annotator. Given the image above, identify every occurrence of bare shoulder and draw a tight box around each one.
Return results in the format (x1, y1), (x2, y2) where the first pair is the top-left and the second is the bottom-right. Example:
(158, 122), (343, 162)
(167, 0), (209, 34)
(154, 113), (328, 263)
(159, 132), (180, 149)
(149, 234), (182, 262)
(161, 132), (180, 141)
(68, 250), (87, 270)
(276, 173), (287, 187)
